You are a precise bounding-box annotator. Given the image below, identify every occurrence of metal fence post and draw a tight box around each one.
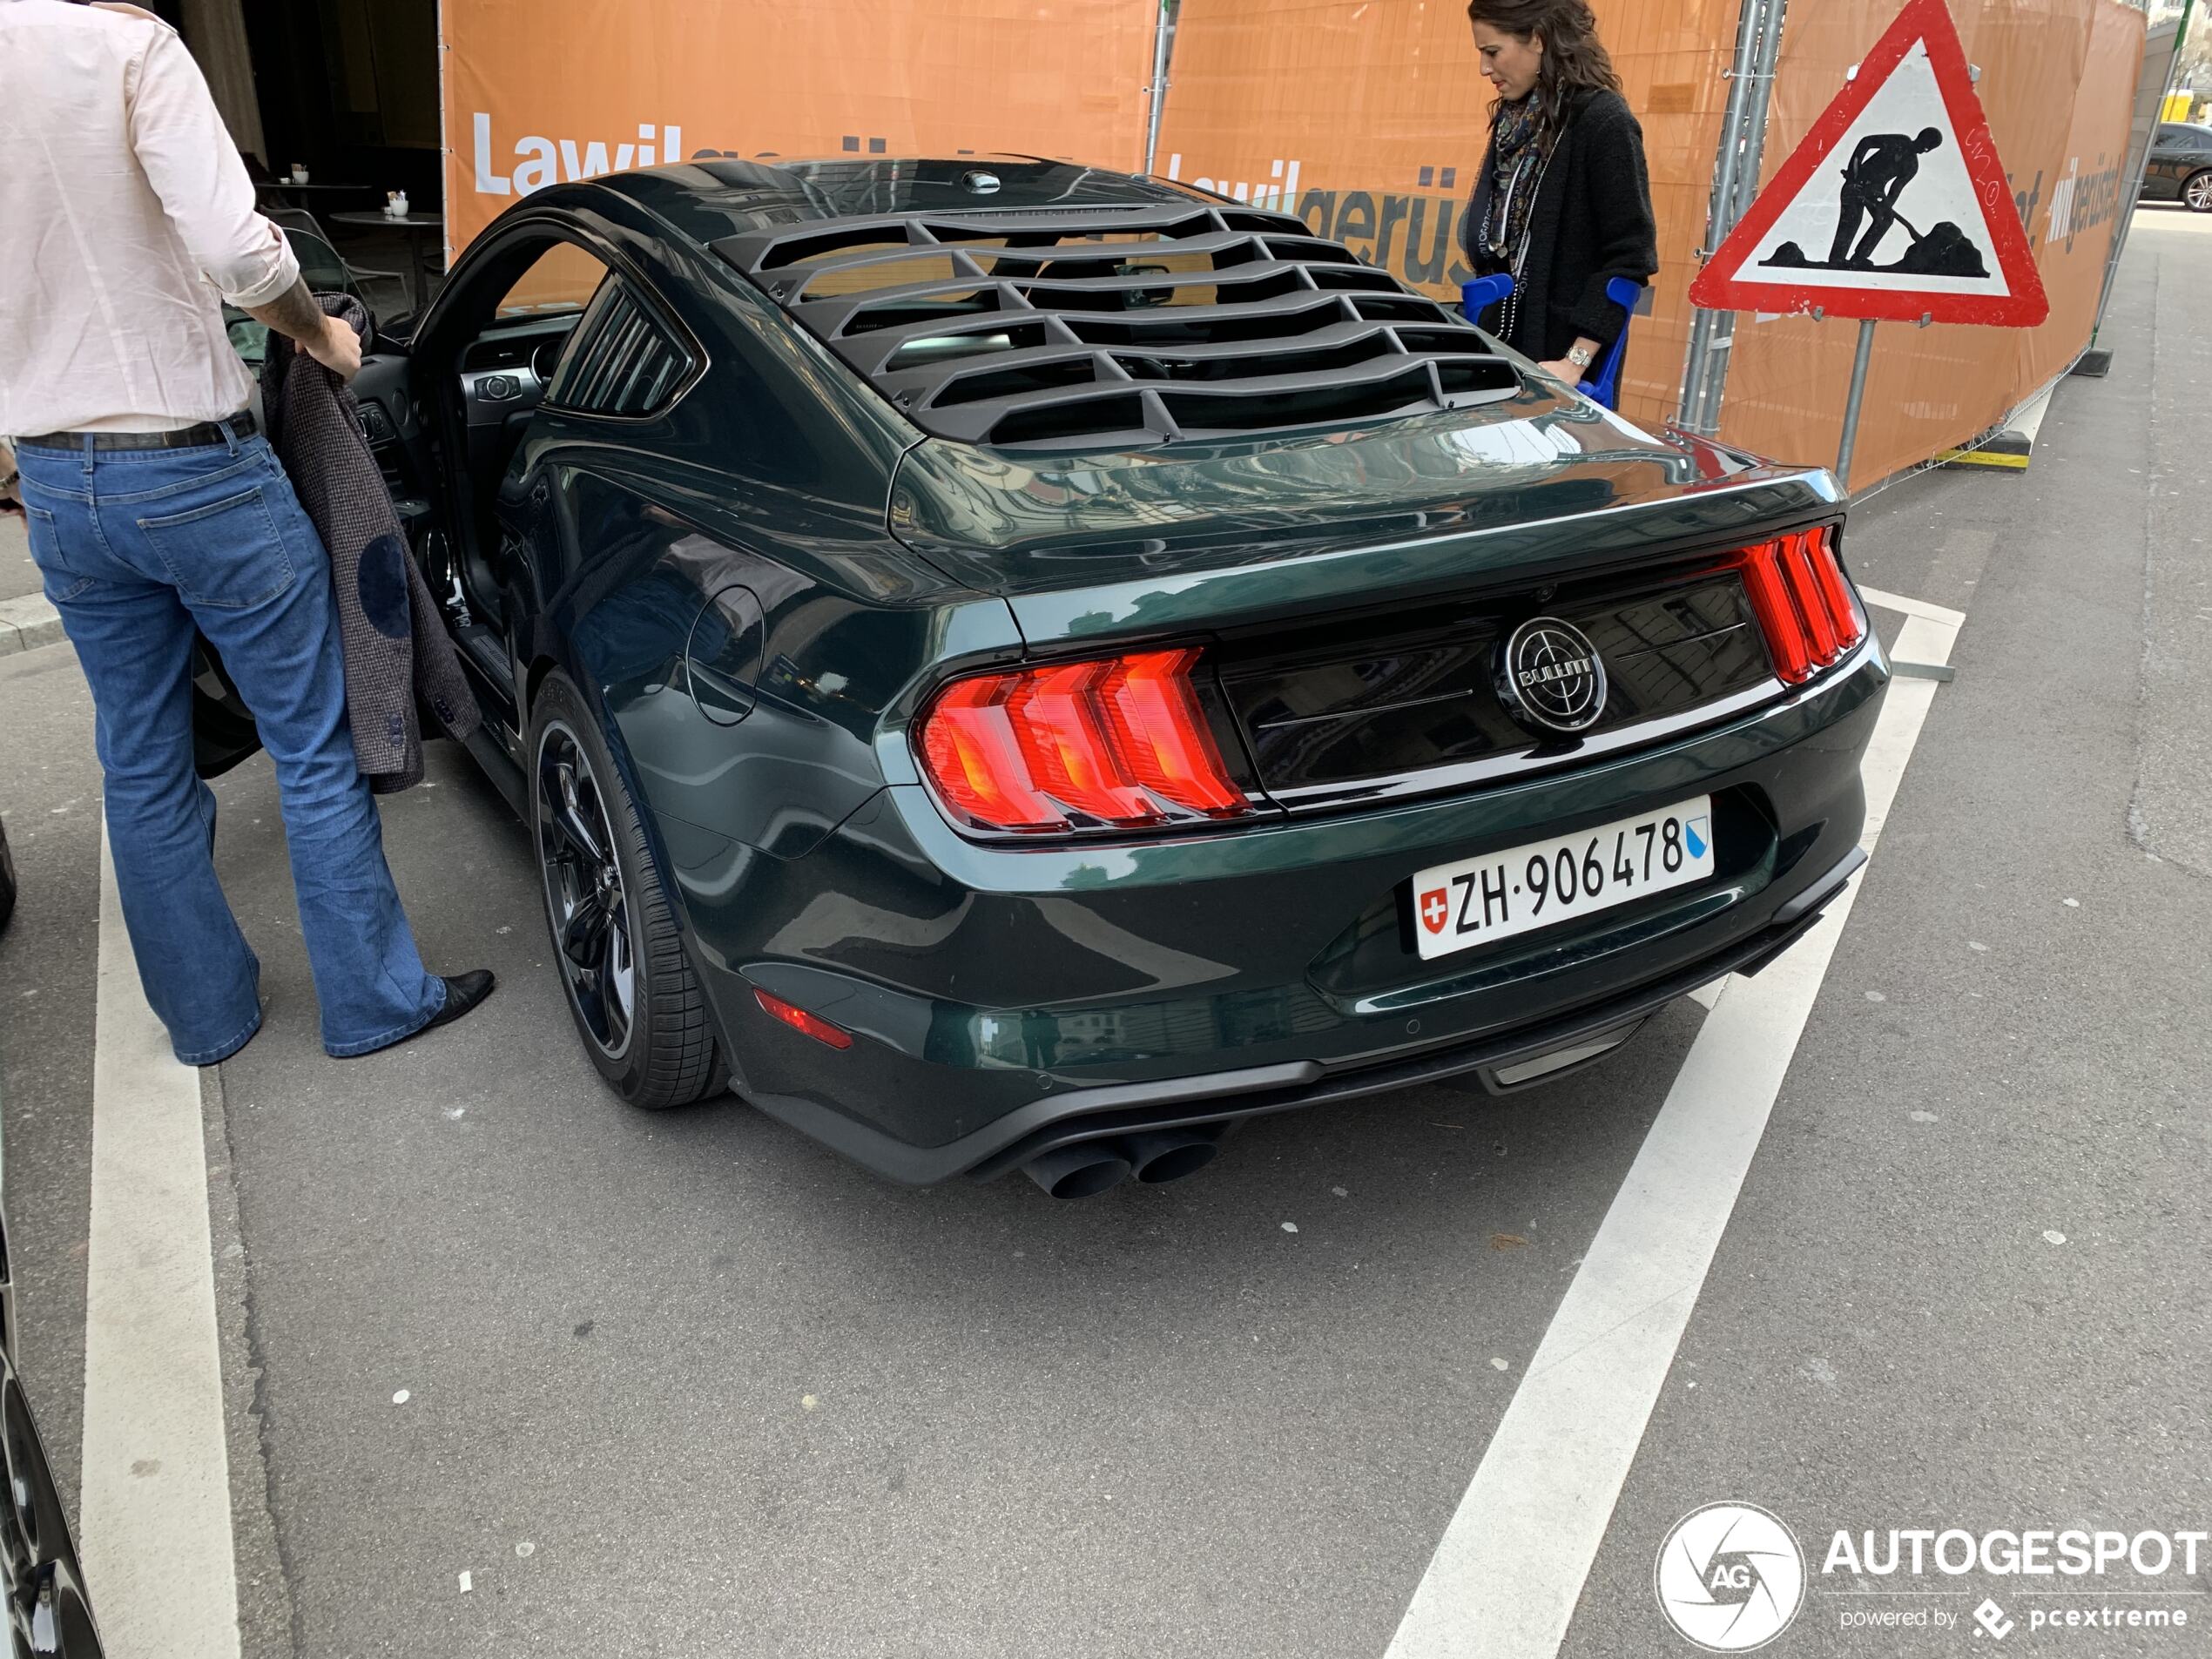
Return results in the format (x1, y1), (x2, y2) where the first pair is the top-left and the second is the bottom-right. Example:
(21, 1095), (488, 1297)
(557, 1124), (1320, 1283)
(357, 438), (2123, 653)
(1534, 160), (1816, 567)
(2076, 0), (2191, 376)
(1143, 0), (1176, 175)
(1676, 0), (1789, 435)
(1834, 317), (1878, 487)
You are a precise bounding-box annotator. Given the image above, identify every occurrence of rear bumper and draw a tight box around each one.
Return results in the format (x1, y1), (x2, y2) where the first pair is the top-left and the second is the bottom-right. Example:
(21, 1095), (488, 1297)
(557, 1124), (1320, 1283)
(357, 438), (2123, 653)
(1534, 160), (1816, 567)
(669, 644), (1887, 1183)
(748, 844), (1861, 1184)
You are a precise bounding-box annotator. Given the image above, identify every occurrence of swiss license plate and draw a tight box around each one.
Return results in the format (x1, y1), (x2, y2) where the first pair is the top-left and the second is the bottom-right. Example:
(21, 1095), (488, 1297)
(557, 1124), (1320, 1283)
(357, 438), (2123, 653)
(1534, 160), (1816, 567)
(1409, 797), (1716, 961)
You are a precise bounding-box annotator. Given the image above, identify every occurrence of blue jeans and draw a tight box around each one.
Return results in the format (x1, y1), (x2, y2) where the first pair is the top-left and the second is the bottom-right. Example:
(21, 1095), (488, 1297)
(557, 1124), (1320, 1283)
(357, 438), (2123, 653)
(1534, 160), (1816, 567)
(14, 428), (445, 1062)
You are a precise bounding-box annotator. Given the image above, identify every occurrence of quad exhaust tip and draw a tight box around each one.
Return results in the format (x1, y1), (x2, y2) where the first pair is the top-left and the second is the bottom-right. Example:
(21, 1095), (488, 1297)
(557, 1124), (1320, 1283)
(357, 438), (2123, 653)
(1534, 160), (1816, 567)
(1023, 1143), (1133, 1200)
(1126, 1127), (1222, 1184)
(1023, 1126), (1224, 1198)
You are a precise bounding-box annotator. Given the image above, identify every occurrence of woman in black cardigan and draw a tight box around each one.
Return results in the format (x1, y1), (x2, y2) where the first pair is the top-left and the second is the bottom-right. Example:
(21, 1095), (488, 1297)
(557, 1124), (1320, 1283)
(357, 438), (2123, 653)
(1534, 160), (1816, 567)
(1463, 0), (1658, 389)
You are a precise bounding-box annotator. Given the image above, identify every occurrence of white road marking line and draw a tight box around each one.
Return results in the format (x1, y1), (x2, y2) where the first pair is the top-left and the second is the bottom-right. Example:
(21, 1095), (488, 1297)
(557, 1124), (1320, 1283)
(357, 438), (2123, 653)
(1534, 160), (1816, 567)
(1385, 610), (1959, 1659)
(80, 823), (242, 1658)
(1857, 586), (1966, 630)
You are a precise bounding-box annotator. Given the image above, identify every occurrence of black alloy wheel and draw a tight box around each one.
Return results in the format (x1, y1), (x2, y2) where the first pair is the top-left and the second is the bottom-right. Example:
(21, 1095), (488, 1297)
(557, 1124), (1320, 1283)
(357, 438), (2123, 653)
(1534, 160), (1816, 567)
(529, 671), (727, 1109)
(2186, 171), (2212, 213)
(28, 1558), (100, 1656)
(537, 721), (637, 1061)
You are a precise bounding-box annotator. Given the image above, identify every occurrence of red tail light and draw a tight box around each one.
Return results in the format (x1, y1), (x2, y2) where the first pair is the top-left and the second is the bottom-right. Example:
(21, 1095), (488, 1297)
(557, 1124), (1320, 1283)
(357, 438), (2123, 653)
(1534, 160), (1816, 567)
(755, 988), (853, 1049)
(1803, 528), (1865, 647)
(1727, 526), (1865, 685)
(1779, 534), (1840, 663)
(917, 646), (1252, 834)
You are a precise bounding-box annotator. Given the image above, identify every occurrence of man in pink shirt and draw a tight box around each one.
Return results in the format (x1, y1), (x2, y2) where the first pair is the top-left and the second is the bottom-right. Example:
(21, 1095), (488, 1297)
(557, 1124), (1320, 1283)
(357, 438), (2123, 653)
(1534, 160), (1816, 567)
(0, 0), (493, 1062)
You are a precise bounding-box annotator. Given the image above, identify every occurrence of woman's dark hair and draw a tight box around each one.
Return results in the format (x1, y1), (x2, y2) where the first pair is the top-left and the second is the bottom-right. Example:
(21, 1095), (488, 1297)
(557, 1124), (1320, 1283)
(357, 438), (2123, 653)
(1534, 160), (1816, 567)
(1465, 0), (1624, 129)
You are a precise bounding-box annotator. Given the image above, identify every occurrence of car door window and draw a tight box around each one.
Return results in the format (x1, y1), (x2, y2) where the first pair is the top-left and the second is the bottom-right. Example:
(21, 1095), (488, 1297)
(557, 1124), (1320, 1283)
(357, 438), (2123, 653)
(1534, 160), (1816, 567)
(495, 241), (610, 320)
(460, 241), (612, 455)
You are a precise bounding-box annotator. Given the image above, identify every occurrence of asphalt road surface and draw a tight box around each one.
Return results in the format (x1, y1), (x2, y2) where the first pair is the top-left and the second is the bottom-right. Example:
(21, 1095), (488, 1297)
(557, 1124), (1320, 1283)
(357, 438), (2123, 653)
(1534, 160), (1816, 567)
(2, 206), (2207, 1659)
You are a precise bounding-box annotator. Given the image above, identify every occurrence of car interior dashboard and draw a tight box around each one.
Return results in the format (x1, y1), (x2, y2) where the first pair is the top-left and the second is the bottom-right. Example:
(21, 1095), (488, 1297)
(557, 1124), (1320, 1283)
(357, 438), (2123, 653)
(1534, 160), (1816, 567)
(458, 313), (583, 438)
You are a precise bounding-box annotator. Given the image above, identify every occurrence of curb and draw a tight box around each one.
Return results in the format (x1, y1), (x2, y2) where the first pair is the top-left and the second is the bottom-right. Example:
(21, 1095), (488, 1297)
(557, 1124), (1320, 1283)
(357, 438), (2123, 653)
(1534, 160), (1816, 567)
(0, 594), (64, 657)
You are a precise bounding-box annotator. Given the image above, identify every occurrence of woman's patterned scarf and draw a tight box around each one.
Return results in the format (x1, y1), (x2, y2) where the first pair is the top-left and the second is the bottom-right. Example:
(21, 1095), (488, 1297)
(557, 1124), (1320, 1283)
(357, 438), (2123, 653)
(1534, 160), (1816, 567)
(1482, 93), (1549, 267)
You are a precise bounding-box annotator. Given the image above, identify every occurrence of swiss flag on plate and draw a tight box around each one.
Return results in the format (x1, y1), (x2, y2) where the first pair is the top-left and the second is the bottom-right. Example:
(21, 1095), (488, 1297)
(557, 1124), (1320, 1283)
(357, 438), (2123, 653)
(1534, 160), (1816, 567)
(1418, 887), (1451, 935)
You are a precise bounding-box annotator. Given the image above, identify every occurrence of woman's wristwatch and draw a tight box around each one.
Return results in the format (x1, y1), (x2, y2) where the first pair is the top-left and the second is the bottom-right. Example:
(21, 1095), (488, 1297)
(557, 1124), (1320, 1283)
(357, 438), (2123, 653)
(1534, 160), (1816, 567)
(1565, 343), (1596, 370)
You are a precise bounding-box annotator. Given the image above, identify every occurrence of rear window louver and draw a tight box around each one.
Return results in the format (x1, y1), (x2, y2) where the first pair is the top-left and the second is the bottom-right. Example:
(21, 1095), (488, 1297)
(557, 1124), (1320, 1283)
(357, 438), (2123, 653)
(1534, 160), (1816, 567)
(713, 205), (1521, 451)
(549, 286), (689, 417)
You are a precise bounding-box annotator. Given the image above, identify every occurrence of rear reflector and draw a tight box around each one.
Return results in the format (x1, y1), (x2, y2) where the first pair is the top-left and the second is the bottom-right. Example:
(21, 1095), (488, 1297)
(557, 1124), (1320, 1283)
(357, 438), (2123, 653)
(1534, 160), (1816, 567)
(754, 988), (853, 1049)
(918, 646), (1252, 834)
(1727, 526), (1865, 685)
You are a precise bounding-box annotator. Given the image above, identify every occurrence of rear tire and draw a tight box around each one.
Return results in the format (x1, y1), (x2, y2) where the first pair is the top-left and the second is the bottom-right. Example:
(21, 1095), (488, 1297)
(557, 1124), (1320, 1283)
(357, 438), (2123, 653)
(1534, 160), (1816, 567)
(529, 671), (725, 1109)
(0, 819), (16, 934)
(2186, 171), (2212, 213)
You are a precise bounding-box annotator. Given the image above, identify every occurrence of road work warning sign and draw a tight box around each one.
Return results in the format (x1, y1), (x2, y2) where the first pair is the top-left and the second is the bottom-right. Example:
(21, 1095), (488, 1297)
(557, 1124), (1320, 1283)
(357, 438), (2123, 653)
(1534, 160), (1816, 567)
(1689, 0), (2050, 327)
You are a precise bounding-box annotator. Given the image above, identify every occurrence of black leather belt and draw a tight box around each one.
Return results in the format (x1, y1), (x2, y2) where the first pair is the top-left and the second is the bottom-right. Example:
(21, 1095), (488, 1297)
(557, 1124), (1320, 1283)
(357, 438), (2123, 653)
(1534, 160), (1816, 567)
(17, 412), (256, 453)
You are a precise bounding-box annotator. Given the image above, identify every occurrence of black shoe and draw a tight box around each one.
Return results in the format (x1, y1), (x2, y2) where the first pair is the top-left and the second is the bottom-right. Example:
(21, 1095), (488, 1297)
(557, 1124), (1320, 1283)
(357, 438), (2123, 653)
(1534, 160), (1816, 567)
(425, 969), (496, 1031)
(358, 970), (496, 1055)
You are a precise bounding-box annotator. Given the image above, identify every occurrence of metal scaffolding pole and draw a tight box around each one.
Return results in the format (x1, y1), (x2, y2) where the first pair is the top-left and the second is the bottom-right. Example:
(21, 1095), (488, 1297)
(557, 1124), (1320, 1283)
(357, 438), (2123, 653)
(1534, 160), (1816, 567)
(1143, 0), (1175, 175)
(1676, 0), (1789, 435)
(2076, 0), (2192, 376)
(1834, 318), (1878, 488)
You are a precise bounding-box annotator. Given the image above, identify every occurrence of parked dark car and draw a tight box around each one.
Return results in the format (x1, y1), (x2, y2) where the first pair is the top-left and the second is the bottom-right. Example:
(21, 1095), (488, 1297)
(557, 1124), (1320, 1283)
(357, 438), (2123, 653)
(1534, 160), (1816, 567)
(3, 845), (104, 1648)
(0, 1177), (105, 1652)
(2142, 122), (2212, 212)
(196, 158), (1885, 1197)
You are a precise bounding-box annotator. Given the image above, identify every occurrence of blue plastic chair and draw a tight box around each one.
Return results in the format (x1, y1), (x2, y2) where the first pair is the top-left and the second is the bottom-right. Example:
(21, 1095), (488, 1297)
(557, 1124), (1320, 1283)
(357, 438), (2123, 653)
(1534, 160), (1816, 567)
(1459, 273), (1648, 410)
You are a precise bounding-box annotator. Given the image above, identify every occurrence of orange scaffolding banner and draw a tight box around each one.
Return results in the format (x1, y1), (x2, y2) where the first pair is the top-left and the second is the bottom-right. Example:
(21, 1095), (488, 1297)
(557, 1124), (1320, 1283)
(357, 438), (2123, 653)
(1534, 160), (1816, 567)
(1152, 0), (1747, 431)
(1155, 0), (2146, 482)
(439, 0), (1158, 260)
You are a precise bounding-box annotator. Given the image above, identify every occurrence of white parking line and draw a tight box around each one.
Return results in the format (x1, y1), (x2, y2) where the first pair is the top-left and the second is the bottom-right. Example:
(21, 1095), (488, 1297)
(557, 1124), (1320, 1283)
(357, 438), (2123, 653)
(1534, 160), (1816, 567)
(1857, 586), (1966, 630)
(79, 824), (242, 1657)
(1384, 610), (1959, 1659)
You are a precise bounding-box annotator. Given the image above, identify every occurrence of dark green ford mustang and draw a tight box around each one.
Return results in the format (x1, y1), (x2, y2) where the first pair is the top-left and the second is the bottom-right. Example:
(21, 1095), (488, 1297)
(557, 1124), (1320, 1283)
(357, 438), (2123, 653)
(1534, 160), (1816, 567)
(203, 158), (1885, 1197)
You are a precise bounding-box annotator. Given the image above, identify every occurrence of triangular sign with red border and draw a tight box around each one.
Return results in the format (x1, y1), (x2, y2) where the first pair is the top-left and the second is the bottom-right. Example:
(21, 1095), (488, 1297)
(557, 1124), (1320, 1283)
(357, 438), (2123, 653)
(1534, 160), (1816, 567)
(1688, 0), (2048, 327)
